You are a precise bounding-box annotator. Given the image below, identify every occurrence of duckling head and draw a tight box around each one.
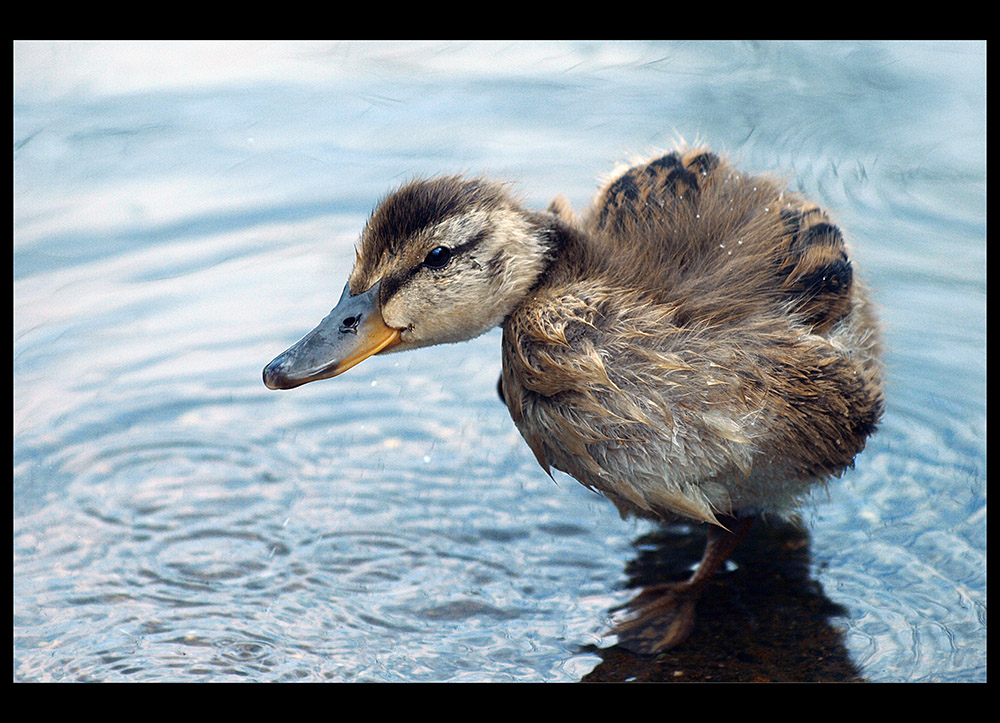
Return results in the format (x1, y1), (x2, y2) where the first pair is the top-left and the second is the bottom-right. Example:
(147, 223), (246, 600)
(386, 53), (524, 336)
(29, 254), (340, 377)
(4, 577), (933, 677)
(263, 176), (553, 390)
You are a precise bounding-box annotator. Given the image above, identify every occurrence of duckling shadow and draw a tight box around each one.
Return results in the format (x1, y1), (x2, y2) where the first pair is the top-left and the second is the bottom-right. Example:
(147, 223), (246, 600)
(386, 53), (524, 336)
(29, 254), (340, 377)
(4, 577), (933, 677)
(582, 519), (863, 682)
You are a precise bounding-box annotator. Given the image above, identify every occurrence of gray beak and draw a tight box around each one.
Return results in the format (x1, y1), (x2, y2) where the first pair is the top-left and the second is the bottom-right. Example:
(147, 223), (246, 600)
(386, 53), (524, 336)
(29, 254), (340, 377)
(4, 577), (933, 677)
(263, 280), (401, 390)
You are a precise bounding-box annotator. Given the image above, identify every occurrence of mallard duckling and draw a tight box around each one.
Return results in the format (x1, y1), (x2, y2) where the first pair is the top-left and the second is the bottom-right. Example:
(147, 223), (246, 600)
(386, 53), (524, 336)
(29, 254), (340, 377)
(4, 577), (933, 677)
(263, 147), (884, 651)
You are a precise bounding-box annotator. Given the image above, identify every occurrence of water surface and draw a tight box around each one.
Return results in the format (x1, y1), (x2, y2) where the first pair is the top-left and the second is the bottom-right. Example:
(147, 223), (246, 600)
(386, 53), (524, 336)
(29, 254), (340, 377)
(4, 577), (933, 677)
(14, 40), (985, 682)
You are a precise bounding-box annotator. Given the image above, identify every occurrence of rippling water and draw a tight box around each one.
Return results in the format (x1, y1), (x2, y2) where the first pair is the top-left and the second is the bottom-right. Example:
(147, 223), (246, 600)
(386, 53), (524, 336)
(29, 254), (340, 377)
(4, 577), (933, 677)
(14, 41), (985, 682)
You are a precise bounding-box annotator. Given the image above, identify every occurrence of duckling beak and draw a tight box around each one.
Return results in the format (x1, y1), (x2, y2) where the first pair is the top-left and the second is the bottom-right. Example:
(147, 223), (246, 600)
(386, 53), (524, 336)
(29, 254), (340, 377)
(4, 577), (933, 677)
(263, 280), (401, 390)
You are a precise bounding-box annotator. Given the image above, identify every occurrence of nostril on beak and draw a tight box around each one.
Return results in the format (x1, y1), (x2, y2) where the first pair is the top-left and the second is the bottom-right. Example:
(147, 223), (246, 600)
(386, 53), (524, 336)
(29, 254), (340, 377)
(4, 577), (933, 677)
(339, 313), (361, 334)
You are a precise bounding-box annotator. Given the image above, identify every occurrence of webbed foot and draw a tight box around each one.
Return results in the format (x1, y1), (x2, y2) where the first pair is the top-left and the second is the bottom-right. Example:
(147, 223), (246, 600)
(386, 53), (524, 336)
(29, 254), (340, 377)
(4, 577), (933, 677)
(611, 515), (753, 654)
(612, 581), (700, 653)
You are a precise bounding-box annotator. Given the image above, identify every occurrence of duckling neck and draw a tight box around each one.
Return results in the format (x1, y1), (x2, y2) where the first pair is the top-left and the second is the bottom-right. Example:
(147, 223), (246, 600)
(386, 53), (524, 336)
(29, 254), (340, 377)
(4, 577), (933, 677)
(521, 213), (593, 302)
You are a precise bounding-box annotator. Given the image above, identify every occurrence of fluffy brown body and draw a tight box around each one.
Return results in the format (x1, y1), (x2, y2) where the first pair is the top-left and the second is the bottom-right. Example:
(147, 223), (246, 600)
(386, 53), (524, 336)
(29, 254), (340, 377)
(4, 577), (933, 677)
(502, 150), (883, 526)
(264, 147), (884, 651)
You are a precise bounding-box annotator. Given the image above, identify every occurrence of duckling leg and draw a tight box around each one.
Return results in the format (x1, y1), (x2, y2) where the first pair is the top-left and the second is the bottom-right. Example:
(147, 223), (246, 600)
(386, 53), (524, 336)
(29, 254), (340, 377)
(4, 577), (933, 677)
(613, 515), (753, 653)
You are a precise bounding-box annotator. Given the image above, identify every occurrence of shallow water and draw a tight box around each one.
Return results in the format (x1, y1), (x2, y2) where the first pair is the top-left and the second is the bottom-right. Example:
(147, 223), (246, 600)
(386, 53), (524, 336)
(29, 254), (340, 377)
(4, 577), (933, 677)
(14, 41), (985, 682)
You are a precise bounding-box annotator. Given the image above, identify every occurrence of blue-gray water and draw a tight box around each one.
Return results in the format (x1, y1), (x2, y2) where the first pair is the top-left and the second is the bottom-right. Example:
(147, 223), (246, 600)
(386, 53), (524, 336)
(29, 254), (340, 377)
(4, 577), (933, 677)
(14, 41), (985, 682)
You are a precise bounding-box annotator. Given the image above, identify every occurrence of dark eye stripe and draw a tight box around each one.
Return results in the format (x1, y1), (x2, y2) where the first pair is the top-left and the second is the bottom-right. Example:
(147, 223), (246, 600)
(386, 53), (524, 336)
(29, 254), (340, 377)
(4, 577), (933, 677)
(421, 228), (490, 268)
(451, 228), (490, 256)
(380, 229), (492, 304)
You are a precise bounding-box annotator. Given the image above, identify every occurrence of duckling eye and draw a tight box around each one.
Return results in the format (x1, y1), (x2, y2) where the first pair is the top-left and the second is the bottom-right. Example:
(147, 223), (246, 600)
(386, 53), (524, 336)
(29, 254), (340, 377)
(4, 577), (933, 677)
(422, 246), (452, 269)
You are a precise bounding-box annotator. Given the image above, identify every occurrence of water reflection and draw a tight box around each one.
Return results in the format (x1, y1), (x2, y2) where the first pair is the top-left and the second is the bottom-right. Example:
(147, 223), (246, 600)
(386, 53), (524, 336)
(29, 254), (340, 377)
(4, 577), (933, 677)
(585, 520), (862, 682)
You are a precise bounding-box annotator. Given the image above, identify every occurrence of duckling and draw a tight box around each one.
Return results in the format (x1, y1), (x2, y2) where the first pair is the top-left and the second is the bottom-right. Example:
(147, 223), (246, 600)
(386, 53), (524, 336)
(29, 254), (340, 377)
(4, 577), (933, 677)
(263, 147), (884, 652)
